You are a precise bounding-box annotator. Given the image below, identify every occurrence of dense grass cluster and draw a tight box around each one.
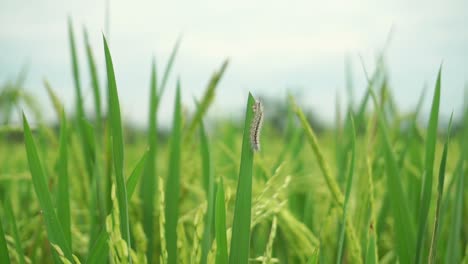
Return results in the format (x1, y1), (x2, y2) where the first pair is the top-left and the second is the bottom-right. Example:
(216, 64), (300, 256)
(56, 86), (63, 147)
(0, 20), (467, 264)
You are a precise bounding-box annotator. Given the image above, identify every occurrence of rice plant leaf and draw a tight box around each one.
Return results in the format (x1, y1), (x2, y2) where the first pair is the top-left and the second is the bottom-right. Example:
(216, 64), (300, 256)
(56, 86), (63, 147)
(103, 35), (131, 258)
(415, 66), (441, 264)
(23, 114), (74, 262)
(68, 18), (85, 120)
(141, 59), (158, 263)
(3, 197), (26, 264)
(83, 28), (102, 127)
(428, 114), (452, 263)
(185, 60), (229, 140)
(85, 228), (109, 264)
(80, 118), (102, 247)
(444, 108), (466, 263)
(165, 81), (182, 264)
(336, 115), (356, 264)
(215, 178), (228, 264)
(81, 119), (97, 164)
(127, 150), (148, 200)
(200, 120), (215, 264)
(229, 93), (256, 264)
(0, 216), (10, 263)
(369, 89), (415, 264)
(365, 228), (378, 264)
(364, 158), (378, 264)
(56, 110), (71, 250)
(158, 37), (181, 101)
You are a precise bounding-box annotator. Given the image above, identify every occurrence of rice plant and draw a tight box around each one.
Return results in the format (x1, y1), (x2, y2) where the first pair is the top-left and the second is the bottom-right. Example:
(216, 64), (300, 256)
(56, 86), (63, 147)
(0, 20), (466, 264)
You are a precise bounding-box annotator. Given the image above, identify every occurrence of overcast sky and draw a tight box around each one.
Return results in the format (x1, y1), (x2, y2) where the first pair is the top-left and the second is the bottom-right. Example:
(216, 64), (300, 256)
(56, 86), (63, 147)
(1, 0), (467, 127)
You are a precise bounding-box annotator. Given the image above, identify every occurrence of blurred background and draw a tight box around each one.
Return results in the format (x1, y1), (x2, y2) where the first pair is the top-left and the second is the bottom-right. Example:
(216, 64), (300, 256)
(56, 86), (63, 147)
(1, 0), (467, 128)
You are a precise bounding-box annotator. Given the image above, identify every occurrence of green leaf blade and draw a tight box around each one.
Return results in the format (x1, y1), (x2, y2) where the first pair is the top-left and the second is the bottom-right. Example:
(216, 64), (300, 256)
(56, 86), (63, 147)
(141, 59), (158, 263)
(215, 178), (228, 264)
(83, 28), (102, 127)
(229, 93), (256, 264)
(56, 111), (71, 250)
(164, 82), (183, 264)
(200, 120), (215, 264)
(103, 35), (131, 258)
(336, 116), (357, 264)
(428, 115), (452, 263)
(369, 89), (415, 264)
(415, 66), (442, 264)
(23, 114), (74, 262)
(3, 197), (25, 264)
(0, 216), (10, 263)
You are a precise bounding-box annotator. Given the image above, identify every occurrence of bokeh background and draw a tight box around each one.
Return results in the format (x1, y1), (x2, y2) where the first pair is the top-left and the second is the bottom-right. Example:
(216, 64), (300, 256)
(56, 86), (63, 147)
(1, 0), (467, 127)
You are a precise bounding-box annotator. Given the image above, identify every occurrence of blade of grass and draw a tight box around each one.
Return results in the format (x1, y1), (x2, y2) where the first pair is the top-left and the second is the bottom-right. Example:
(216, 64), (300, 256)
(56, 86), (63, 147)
(415, 66), (442, 264)
(158, 37), (181, 101)
(364, 158), (378, 264)
(336, 115), (356, 264)
(141, 59), (158, 263)
(229, 93), (256, 264)
(0, 215), (9, 263)
(103, 35), (131, 259)
(68, 18), (85, 121)
(428, 114), (452, 263)
(3, 197), (26, 264)
(69, 19), (95, 203)
(444, 108), (466, 263)
(86, 228), (109, 264)
(215, 178), (228, 264)
(365, 226), (378, 264)
(83, 28), (102, 129)
(56, 110), (71, 250)
(80, 118), (103, 249)
(23, 114), (74, 262)
(369, 89), (415, 264)
(200, 120), (215, 264)
(127, 151), (148, 200)
(165, 80), (182, 264)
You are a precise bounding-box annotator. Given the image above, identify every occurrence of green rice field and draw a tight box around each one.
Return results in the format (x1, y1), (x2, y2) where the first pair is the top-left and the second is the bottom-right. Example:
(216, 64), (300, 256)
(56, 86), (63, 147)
(0, 20), (467, 264)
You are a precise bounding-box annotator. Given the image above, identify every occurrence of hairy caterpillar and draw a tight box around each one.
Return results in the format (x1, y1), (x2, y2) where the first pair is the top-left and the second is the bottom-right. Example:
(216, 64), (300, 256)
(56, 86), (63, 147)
(250, 99), (264, 151)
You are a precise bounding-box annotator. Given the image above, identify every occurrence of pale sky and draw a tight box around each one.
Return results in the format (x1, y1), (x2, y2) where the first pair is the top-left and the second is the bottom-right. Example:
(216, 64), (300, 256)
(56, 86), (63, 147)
(1, 1), (467, 127)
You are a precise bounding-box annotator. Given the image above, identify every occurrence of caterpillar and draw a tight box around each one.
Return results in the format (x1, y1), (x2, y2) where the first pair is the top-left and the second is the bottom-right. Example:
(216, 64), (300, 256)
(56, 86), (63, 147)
(250, 99), (264, 152)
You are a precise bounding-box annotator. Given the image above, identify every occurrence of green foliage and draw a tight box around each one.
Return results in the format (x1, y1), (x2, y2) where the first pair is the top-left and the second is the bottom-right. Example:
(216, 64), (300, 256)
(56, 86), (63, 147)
(164, 82), (182, 264)
(56, 111), (71, 250)
(0, 215), (9, 263)
(103, 35), (131, 261)
(0, 21), (466, 264)
(370, 88), (416, 264)
(229, 93), (256, 264)
(215, 178), (228, 264)
(23, 114), (74, 263)
(140, 59), (158, 263)
(200, 120), (215, 264)
(3, 197), (25, 264)
(415, 66), (442, 264)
